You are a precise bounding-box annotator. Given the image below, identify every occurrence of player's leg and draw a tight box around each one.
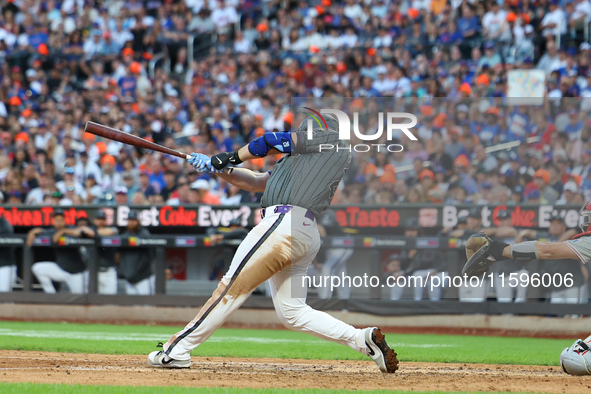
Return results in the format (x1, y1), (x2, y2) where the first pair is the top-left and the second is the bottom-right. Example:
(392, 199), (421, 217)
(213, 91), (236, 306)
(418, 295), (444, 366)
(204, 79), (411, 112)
(125, 281), (136, 295)
(98, 267), (118, 295)
(268, 214), (366, 352)
(411, 269), (431, 301)
(331, 249), (353, 300)
(495, 271), (513, 302)
(428, 271), (447, 301)
(318, 249), (340, 299)
(0, 265), (16, 292)
(390, 282), (404, 300)
(514, 268), (529, 302)
(269, 217), (398, 373)
(563, 286), (583, 304)
(64, 271), (87, 294)
(157, 212), (291, 363)
(129, 275), (155, 295)
(31, 261), (69, 293)
(550, 288), (566, 304)
(269, 261), (368, 353)
(459, 278), (488, 302)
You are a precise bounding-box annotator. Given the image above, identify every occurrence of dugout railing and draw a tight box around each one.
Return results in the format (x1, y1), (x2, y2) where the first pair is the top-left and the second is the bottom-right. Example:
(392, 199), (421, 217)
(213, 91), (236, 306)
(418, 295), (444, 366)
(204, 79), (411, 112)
(1, 233), (591, 317)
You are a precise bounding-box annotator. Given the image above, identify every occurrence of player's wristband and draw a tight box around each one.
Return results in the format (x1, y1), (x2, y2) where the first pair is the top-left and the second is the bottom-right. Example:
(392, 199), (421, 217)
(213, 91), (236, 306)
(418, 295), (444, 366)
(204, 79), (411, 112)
(228, 151), (243, 165)
(510, 241), (538, 260)
(489, 240), (509, 261)
(211, 151), (243, 170)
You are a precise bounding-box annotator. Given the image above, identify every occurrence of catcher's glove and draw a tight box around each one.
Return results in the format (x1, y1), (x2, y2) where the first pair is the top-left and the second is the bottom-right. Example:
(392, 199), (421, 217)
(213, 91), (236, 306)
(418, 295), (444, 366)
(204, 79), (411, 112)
(461, 232), (508, 276)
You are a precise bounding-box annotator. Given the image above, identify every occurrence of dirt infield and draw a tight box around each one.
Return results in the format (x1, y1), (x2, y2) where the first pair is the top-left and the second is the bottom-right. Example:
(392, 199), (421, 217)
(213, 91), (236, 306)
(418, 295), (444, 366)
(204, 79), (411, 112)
(1, 350), (589, 392)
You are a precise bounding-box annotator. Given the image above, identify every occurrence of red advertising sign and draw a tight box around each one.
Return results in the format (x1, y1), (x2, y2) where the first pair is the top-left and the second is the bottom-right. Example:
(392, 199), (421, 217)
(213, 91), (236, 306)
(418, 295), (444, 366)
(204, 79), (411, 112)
(0, 206), (87, 227)
(335, 207), (400, 228)
(0, 204), (582, 230)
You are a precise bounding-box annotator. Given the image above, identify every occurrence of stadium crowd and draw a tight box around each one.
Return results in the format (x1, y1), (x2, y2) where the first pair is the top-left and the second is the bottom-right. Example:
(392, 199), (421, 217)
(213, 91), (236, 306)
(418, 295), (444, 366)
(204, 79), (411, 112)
(0, 0), (589, 208)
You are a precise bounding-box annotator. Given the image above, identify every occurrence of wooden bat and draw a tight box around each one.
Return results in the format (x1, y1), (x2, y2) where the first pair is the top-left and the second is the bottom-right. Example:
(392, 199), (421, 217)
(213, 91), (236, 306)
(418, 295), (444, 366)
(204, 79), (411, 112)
(84, 121), (190, 160)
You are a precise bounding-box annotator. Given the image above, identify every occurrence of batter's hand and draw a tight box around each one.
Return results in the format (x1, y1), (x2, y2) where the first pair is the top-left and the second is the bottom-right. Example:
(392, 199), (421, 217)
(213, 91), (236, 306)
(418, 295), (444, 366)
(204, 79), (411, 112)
(187, 153), (224, 174)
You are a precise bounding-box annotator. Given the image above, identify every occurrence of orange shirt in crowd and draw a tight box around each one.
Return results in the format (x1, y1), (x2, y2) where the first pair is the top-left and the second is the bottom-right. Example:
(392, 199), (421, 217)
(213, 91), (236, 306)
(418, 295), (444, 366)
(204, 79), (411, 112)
(202, 193), (222, 205)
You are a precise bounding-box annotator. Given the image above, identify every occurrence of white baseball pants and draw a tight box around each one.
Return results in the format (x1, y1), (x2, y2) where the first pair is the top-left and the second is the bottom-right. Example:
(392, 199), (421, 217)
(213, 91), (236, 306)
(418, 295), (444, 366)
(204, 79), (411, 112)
(31, 262), (87, 294)
(495, 269), (528, 303)
(163, 205), (368, 361)
(98, 266), (118, 295)
(0, 265), (16, 292)
(125, 274), (155, 295)
(411, 270), (448, 301)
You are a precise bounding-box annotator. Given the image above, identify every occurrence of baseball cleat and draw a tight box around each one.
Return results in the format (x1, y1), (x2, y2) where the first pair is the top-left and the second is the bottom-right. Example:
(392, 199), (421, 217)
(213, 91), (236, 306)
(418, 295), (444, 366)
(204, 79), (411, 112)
(365, 327), (399, 373)
(147, 351), (191, 368)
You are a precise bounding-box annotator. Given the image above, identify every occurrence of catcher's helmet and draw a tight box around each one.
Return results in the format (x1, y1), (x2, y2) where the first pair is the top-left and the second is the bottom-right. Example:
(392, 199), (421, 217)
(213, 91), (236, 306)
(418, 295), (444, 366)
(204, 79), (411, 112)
(560, 336), (591, 375)
(579, 201), (591, 232)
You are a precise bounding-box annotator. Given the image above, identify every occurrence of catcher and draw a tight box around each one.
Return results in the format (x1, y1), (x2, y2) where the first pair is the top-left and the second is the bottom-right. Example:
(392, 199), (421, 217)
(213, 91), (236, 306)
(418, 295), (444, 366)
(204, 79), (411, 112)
(462, 203), (591, 277)
(462, 202), (591, 376)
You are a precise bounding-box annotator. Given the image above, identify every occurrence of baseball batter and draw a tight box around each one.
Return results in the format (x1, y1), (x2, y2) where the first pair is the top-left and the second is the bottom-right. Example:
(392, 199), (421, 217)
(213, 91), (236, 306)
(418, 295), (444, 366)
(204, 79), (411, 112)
(462, 201), (591, 375)
(147, 115), (399, 373)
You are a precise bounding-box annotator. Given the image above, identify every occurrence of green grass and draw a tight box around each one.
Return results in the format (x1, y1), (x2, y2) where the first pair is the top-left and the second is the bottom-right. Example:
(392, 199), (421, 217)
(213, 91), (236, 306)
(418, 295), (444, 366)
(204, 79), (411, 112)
(0, 321), (574, 366)
(0, 383), (520, 394)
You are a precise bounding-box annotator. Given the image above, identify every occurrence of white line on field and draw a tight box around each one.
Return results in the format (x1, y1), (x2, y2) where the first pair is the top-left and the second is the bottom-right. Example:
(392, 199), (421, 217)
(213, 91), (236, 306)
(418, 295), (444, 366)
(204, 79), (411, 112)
(0, 328), (455, 348)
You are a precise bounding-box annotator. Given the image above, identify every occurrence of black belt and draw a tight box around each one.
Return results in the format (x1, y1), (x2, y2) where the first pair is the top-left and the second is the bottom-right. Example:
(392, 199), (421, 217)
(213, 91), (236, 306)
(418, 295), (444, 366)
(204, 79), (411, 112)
(261, 205), (316, 221)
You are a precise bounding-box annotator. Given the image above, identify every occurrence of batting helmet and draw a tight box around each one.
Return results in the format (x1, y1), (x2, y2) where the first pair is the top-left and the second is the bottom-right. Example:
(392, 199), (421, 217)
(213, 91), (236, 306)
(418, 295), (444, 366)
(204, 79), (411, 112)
(297, 113), (339, 134)
(560, 335), (591, 375)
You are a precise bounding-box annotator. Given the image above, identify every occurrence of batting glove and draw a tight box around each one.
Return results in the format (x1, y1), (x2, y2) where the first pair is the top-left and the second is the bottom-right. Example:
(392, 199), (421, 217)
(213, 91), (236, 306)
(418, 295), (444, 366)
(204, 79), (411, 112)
(187, 153), (225, 174)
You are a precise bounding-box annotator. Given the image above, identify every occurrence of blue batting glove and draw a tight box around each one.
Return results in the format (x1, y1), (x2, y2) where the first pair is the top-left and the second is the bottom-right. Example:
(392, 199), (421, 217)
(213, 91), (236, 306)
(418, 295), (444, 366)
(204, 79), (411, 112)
(187, 153), (225, 173)
(188, 153), (210, 172)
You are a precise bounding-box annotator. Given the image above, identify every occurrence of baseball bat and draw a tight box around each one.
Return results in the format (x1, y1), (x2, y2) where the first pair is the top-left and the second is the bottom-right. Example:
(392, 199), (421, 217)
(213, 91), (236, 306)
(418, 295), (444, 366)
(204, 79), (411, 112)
(84, 121), (190, 160)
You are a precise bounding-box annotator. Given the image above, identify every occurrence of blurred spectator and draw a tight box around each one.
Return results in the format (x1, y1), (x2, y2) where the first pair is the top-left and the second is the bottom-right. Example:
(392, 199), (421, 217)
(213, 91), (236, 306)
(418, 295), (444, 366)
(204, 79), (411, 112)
(189, 179), (221, 205)
(533, 169), (560, 204)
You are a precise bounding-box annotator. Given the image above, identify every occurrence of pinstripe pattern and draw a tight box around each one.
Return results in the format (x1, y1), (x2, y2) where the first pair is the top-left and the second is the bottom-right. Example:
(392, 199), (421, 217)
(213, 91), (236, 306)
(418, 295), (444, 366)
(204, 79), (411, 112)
(165, 213), (286, 355)
(261, 130), (350, 216)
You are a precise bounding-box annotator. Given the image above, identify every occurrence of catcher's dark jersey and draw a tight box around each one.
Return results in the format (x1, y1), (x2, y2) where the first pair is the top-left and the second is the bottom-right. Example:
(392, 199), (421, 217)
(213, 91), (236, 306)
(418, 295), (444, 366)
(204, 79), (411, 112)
(261, 129), (350, 217)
